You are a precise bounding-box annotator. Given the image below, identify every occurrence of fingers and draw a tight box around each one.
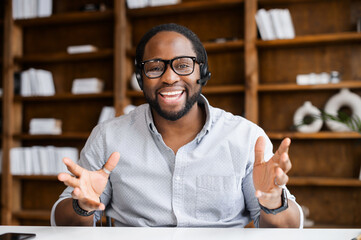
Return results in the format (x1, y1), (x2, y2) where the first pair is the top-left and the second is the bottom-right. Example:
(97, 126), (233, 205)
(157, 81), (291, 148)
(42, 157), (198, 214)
(274, 167), (289, 187)
(254, 136), (266, 166)
(102, 152), (120, 175)
(279, 152), (292, 173)
(63, 157), (84, 178)
(274, 138), (291, 161)
(57, 172), (80, 188)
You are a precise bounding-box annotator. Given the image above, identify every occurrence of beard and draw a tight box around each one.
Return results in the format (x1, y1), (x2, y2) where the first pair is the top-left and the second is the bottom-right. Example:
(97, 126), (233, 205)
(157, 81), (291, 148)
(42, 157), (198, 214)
(144, 87), (202, 121)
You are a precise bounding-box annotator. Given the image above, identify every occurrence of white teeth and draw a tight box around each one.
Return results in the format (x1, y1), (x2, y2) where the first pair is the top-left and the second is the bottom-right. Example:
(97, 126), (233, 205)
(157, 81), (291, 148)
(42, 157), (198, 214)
(161, 91), (182, 96)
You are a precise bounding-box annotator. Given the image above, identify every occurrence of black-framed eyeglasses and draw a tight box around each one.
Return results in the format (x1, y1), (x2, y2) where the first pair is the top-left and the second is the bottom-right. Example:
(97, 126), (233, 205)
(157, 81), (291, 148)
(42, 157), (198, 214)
(141, 56), (199, 79)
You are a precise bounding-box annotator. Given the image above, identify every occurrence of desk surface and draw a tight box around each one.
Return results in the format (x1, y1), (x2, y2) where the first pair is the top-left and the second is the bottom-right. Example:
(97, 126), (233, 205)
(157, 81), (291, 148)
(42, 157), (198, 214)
(0, 226), (360, 240)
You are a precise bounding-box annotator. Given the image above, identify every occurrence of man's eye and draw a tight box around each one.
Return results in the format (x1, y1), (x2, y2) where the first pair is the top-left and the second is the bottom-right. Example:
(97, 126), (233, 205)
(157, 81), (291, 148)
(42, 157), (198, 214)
(175, 63), (190, 69)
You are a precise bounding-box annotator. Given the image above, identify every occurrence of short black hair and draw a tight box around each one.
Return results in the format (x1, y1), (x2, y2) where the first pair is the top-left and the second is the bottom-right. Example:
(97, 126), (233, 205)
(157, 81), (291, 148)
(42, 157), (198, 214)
(135, 23), (207, 66)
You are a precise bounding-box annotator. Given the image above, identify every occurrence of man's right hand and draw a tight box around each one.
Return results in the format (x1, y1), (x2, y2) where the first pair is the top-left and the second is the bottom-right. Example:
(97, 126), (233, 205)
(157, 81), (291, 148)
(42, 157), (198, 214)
(57, 152), (120, 212)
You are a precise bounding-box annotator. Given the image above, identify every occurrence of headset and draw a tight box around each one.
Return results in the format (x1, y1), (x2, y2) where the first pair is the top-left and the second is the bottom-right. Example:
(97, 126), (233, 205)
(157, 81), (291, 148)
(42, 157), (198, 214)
(134, 47), (211, 90)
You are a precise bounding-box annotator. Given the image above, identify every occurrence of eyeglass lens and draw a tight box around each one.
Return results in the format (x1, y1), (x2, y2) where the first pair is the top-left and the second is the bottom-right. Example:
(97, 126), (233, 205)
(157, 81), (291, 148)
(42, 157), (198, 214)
(144, 57), (195, 78)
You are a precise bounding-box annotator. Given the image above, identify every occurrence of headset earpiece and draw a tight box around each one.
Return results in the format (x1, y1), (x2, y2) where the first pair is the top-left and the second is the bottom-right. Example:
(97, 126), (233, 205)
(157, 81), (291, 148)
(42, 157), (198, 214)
(197, 48), (211, 86)
(134, 59), (143, 90)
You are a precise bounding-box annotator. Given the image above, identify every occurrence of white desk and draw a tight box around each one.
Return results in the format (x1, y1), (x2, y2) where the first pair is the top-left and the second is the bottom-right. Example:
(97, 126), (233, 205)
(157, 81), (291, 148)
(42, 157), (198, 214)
(0, 226), (360, 240)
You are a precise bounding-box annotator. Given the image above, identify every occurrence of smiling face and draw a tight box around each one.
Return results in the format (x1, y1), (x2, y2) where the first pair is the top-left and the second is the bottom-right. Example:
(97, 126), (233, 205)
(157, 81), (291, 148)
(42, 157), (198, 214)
(142, 31), (202, 121)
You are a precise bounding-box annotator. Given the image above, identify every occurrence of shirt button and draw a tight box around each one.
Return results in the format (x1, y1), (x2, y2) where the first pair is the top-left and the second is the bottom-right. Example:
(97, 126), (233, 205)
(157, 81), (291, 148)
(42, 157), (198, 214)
(175, 176), (181, 181)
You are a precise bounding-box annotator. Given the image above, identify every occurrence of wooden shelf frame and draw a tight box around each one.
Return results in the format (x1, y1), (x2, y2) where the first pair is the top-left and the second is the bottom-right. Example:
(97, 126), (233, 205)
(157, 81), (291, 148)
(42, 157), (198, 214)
(288, 177), (361, 187)
(256, 32), (361, 48)
(258, 81), (361, 92)
(267, 131), (361, 140)
(13, 132), (91, 140)
(14, 49), (114, 63)
(127, 0), (244, 17)
(14, 92), (113, 102)
(14, 10), (114, 27)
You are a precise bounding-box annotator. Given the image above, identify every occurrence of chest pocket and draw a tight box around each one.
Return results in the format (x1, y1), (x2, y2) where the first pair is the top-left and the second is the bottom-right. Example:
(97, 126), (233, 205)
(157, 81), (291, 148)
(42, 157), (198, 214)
(196, 175), (240, 222)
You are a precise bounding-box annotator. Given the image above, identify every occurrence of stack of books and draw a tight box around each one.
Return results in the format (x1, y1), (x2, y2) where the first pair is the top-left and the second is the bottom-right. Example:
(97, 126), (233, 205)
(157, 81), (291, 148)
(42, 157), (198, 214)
(12, 0), (52, 20)
(71, 78), (104, 94)
(255, 8), (295, 40)
(19, 68), (55, 96)
(126, 0), (180, 9)
(29, 118), (62, 135)
(10, 146), (78, 175)
(67, 45), (98, 54)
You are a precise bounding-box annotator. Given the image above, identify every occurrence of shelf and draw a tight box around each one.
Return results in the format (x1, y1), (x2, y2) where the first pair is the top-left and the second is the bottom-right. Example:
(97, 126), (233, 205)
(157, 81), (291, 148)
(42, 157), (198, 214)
(14, 10), (114, 27)
(203, 40), (244, 53)
(258, 81), (361, 92)
(14, 49), (113, 63)
(13, 210), (50, 221)
(13, 132), (91, 140)
(127, 39), (244, 57)
(127, 0), (244, 17)
(15, 91), (113, 102)
(288, 177), (361, 187)
(267, 131), (361, 140)
(126, 85), (245, 98)
(257, 32), (361, 48)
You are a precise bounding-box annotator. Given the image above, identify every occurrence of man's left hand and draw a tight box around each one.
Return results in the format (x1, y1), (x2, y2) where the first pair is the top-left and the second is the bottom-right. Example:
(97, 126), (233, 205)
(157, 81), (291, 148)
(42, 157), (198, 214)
(252, 136), (292, 209)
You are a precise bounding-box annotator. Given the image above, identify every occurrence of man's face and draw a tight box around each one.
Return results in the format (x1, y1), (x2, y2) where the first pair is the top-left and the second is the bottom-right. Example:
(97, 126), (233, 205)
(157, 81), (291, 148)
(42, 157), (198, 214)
(142, 31), (202, 121)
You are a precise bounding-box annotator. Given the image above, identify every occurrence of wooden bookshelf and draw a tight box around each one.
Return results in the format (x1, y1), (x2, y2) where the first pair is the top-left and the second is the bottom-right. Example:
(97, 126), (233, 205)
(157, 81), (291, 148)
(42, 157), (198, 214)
(1, 0), (124, 225)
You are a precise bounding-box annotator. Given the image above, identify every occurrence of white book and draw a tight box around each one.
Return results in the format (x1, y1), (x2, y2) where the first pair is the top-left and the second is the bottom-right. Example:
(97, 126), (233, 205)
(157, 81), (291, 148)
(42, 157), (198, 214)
(38, 147), (49, 174)
(10, 148), (22, 175)
(20, 71), (32, 96)
(45, 146), (56, 175)
(256, 9), (276, 40)
(269, 9), (285, 39)
(31, 146), (42, 175)
(37, 0), (52, 18)
(149, 0), (179, 7)
(71, 78), (104, 94)
(29, 118), (62, 135)
(28, 68), (38, 95)
(127, 0), (149, 8)
(12, 0), (19, 20)
(282, 9), (295, 39)
(255, 13), (268, 41)
(98, 106), (115, 124)
(30, 0), (38, 18)
(67, 45), (98, 54)
(23, 147), (33, 175)
(36, 69), (55, 96)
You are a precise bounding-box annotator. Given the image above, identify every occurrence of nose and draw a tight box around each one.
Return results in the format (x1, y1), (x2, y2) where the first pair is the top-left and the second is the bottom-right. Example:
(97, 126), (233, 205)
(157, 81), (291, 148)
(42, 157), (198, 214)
(161, 64), (180, 85)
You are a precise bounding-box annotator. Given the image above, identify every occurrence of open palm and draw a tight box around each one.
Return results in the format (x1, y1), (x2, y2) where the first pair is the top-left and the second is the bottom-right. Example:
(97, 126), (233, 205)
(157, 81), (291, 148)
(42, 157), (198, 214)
(58, 152), (120, 211)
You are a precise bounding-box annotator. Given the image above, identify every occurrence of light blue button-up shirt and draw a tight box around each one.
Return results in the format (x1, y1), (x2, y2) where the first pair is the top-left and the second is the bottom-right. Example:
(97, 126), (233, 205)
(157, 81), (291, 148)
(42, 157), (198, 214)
(51, 95), (303, 227)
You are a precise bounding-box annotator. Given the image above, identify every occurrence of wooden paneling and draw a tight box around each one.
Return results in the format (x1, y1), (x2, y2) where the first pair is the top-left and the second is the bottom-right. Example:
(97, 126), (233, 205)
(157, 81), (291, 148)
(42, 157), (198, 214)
(288, 186), (361, 227)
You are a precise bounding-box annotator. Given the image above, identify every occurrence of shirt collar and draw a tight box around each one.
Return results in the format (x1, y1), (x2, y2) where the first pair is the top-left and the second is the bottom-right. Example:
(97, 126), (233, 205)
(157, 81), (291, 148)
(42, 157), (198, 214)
(145, 94), (212, 143)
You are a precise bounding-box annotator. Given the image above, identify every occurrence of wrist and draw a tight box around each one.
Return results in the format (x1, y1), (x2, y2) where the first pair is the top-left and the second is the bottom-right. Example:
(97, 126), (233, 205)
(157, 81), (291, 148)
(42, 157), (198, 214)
(259, 188), (288, 215)
(72, 199), (95, 217)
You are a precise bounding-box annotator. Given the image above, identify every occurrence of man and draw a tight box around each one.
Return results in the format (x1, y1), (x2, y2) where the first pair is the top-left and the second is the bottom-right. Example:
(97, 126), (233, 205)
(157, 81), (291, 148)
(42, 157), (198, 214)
(51, 23), (303, 228)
